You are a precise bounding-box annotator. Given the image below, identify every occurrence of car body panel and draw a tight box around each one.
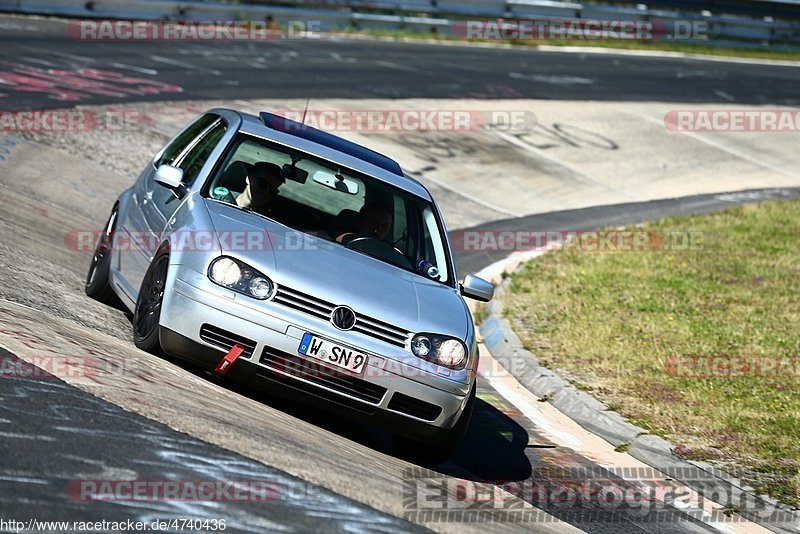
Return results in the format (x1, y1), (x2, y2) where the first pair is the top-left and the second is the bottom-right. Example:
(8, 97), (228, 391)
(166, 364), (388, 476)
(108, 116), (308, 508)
(203, 199), (470, 340)
(106, 108), (485, 441)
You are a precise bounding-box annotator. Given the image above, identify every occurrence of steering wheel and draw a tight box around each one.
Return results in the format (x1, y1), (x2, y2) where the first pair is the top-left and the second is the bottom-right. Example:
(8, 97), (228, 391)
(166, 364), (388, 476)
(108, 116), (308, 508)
(345, 235), (413, 270)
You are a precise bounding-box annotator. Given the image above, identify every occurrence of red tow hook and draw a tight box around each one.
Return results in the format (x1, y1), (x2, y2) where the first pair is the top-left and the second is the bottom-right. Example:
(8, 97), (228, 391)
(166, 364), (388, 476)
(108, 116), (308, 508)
(215, 344), (244, 376)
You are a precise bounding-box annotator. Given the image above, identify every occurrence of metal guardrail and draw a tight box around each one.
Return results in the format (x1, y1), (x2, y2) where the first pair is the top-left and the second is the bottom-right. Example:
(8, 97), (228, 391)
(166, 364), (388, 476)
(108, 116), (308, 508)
(1, 0), (799, 50)
(639, 0), (800, 19)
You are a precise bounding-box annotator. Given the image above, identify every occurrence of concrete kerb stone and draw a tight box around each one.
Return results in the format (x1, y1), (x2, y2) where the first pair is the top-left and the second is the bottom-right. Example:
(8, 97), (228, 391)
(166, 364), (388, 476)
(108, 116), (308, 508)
(480, 288), (645, 448)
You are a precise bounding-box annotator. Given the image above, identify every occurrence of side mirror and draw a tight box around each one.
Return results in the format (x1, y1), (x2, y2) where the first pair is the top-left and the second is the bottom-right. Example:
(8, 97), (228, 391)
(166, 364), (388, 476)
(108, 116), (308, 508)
(460, 274), (494, 302)
(154, 164), (185, 196)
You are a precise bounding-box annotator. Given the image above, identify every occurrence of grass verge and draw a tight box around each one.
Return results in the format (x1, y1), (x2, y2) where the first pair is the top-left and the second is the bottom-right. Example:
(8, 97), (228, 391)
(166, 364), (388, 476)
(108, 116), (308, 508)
(504, 200), (800, 507)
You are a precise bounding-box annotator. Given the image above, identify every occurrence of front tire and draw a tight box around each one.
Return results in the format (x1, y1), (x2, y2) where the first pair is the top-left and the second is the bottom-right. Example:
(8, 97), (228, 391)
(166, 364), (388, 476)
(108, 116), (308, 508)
(85, 207), (122, 307)
(394, 383), (476, 465)
(132, 250), (169, 354)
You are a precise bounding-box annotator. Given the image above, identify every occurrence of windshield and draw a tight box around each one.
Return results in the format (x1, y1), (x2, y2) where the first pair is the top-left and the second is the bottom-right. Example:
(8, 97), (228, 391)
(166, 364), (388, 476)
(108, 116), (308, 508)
(204, 133), (452, 285)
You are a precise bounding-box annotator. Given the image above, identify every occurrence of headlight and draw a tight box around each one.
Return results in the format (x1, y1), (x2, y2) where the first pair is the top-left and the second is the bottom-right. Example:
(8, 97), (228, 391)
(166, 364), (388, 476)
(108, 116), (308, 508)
(208, 256), (274, 300)
(210, 257), (241, 286)
(411, 333), (467, 369)
(411, 336), (432, 357)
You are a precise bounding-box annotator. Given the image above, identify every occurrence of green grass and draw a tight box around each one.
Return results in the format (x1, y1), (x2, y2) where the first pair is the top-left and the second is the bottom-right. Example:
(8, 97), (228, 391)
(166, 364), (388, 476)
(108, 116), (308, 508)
(472, 302), (489, 326)
(504, 200), (800, 507)
(336, 27), (800, 61)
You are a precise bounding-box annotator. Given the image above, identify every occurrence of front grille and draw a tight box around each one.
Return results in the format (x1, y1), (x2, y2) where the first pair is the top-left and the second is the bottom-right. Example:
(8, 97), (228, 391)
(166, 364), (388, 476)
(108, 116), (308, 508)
(199, 324), (257, 358)
(387, 392), (442, 421)
(259, 347), (387, 405)
(272, 286), (330, 321)
(272, 285), (410, 347)
(354, 315), (408, 347)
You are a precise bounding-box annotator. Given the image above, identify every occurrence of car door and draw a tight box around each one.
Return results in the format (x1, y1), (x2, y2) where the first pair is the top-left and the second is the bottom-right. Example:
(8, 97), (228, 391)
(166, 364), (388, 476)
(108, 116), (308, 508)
(117, 113), (223, 298)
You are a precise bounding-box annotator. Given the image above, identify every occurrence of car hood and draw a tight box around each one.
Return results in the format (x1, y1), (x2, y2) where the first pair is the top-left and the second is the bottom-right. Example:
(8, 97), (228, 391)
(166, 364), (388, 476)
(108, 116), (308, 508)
(204, 200), (469, 338)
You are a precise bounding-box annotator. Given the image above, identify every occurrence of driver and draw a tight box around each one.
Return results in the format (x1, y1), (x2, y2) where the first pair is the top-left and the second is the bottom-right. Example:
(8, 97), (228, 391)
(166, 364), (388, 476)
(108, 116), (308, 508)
(337, 203), (392, 243)
(236, 162), (284, 214)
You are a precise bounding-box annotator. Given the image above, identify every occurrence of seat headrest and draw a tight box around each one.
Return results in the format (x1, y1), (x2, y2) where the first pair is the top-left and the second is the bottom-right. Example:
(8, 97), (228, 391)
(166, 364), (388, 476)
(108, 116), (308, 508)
(218, 161), (253, 193)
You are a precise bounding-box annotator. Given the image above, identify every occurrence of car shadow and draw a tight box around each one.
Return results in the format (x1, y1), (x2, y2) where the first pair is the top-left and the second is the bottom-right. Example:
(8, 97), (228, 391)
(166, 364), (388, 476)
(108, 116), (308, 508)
(155, 352), (532, 483)
(442, 398), (533, 482)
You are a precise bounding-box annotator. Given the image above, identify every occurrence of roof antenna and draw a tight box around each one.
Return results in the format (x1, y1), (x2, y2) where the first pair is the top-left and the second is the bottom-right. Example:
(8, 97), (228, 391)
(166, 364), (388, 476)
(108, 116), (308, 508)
(301, 73), (317, 126)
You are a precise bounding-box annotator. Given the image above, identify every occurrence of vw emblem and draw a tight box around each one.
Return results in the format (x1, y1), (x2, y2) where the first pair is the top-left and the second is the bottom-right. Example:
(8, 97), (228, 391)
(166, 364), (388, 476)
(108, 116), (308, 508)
(330, 305), (356, 330)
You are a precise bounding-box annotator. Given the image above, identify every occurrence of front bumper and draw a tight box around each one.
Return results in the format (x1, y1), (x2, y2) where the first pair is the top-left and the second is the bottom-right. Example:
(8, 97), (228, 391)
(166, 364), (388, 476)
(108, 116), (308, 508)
(158, 265), (473, 438)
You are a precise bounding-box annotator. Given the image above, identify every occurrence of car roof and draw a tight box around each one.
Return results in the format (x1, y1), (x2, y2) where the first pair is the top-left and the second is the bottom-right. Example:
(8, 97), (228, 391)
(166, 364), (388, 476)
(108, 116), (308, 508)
(234, 110), (432, 201)
(260, 111), (403, 175)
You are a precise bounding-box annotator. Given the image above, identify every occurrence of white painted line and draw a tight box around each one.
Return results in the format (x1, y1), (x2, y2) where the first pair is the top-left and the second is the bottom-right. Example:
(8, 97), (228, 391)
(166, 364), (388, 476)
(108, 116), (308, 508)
(714, 89), (736, 101)
(510, 72), (594, 86)
(279, 50), (299, 63)
(150, 55), (221, 76)
(323, 33), (800, 67)
(477, 249), (546, 280)
(626, 109), (800, 182)
(535, 45), (800, 67)
(375, 60), (419, 72)
(0, 432), (56, 441)
(413, 170), (522, 218)
(481, 367), (583, 447)
(111, 62), (159, 76)
(0, 475), (49, 484)
(330, 52), (356, 63)
(0, 20), (43, 32)
(44, 50), (96, 63)
(676, 70), (708, 79)
(0, 297), (39, 312)
(491, 129), (639, 200)
(20, 56), (58, 67)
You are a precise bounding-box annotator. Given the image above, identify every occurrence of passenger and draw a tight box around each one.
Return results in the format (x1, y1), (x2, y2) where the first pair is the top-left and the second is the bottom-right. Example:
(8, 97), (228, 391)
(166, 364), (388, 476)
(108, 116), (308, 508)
(236, 162), (284, 214)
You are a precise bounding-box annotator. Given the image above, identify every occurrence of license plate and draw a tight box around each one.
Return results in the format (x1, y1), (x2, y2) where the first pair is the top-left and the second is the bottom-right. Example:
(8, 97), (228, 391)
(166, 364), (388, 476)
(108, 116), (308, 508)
(298, 333), (368, 375)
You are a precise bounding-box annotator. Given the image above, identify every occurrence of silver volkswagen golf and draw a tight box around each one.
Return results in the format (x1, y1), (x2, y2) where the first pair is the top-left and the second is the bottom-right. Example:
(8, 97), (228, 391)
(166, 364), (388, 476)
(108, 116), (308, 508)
(85, 108), (494, 462)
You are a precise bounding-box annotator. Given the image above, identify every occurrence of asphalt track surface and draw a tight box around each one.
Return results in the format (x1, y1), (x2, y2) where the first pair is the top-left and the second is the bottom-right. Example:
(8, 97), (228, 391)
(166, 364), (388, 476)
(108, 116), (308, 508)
(0, 16), (800, 110)
(1, 13), (798, 534)
(0, 347), (425, 533)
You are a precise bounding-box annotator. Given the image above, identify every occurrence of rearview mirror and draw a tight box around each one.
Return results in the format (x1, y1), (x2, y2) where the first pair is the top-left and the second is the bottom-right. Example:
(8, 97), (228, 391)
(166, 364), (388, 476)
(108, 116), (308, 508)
(460, 274), (494, 302)
(154, 164), (185, 194)
(312, 170), (359, 195)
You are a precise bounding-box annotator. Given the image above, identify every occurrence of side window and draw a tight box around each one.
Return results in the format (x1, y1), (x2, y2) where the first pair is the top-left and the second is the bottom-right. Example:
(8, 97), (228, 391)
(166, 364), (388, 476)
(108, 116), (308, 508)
(152, 118), (226, 218)
(421, 205), (449, 283)
(155, 114), (218, 168)
(175, 121), (227, 186)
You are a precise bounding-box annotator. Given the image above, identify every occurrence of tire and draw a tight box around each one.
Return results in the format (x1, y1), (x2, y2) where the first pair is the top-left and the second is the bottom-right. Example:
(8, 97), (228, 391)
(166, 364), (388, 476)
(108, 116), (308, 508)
(132, 249), (169, 354)
(85, 207), (123, 307)
(394, 383), (476, 465)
